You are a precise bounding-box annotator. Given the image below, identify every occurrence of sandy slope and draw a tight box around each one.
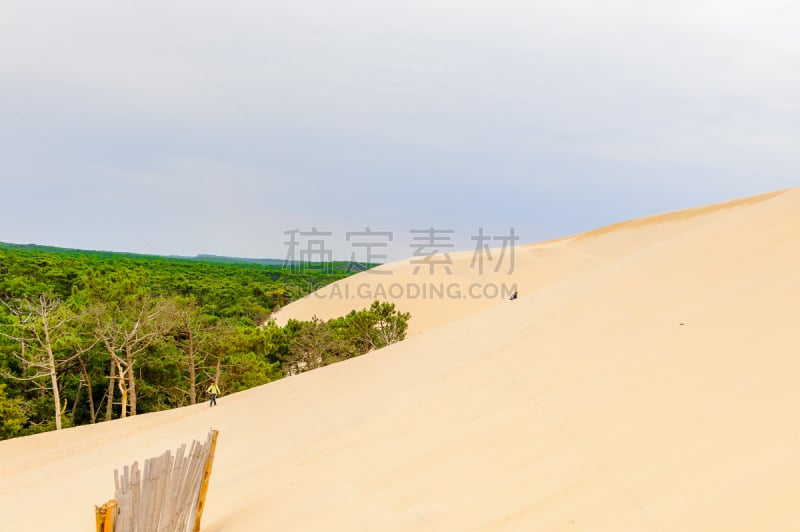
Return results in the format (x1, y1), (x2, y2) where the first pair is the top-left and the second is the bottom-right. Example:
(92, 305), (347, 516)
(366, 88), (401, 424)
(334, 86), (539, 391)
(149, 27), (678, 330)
(1, 187), (799, 531)
(270, 189), (786, 336)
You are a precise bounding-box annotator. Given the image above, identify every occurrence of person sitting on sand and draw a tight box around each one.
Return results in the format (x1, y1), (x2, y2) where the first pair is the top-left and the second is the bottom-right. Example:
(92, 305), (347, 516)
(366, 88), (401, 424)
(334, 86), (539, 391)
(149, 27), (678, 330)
(509, 290), (518, 300)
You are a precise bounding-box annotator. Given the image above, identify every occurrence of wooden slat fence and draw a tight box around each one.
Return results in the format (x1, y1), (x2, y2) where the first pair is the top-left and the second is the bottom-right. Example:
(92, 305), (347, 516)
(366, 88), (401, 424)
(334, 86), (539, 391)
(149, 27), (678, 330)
(96, 429), (218, 532)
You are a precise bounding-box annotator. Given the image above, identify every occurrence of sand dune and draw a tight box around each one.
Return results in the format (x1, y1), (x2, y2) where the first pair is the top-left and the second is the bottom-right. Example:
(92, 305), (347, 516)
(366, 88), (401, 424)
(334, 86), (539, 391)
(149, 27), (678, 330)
(271, 188), (786, 335)
(2, 187), (799, 531)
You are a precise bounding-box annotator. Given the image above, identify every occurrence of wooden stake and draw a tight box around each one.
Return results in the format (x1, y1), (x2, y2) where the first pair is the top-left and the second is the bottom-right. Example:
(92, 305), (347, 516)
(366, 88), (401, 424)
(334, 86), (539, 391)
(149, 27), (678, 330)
(193, 430), (219, 532)
(95, 499), (117, 532)
(94, 504), (104, 532)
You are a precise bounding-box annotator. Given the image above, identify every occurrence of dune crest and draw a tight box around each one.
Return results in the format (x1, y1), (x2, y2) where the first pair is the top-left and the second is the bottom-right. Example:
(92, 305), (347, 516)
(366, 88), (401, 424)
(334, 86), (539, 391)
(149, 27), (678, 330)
(271, 188), (792, 335)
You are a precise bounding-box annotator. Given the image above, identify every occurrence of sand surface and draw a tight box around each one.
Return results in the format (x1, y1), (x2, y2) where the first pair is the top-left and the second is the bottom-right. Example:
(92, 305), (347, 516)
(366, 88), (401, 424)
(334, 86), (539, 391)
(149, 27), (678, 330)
(2, 187), (799, 530)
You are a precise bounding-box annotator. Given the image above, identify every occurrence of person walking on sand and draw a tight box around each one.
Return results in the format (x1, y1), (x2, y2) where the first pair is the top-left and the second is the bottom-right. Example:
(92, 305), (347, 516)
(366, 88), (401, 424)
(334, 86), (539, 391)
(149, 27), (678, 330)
(207, 382), (221, 407)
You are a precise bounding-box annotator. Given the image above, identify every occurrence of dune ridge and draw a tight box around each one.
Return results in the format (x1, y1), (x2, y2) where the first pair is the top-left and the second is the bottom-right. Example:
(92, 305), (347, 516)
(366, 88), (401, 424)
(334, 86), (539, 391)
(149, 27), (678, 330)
(1, 187), (799, 531)
(272, 188), (792, 335)
(572, 188), (787, 241)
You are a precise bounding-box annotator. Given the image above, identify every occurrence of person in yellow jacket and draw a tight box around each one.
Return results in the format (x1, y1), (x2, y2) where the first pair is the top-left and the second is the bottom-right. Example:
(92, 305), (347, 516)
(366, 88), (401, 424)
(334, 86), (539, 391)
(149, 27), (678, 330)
(206, 382), (221, 407)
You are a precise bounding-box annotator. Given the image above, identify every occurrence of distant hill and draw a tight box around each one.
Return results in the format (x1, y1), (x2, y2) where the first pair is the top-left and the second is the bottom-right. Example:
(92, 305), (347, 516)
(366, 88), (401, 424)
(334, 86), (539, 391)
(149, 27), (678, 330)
(0, 241), (377, 270)
(0, 241), (284, 266)
(188, 254), (287, 266)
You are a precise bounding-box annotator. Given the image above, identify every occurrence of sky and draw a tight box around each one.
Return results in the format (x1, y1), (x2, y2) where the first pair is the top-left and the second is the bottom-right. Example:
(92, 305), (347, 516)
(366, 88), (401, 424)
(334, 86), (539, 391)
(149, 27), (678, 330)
(1, 0), (798, 262)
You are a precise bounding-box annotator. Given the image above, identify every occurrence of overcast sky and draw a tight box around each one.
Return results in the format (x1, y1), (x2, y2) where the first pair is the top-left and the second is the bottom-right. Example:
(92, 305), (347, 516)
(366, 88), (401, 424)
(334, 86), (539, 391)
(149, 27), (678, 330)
(1, 0), (798, 261)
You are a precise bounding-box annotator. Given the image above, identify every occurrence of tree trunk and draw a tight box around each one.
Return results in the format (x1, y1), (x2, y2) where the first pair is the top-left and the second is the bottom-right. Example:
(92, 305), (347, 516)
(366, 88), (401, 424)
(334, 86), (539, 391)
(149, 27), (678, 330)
(116, 360), (128, 419)
(78, 357), (97, 424)
(188, 327), (196, 405)
(126, 342), (137, 416)
(105, 358), (116, 422)
(41, 305), (62, 431)
(71, 381), (81, 419)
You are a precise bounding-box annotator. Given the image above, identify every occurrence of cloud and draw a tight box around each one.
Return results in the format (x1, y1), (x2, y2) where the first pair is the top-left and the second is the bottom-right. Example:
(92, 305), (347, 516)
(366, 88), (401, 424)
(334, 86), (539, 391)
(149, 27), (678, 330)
(1, 0), (798, 258)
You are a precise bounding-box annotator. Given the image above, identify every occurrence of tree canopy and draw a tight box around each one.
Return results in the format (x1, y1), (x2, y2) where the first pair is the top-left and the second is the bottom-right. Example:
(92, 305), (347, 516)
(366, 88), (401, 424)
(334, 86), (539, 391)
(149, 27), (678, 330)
(0, 243), (408, 440)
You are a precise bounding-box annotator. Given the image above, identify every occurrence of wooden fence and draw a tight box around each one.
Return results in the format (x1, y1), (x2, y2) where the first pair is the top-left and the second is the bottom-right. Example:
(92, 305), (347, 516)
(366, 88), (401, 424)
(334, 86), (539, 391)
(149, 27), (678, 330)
(95, 429), (219, 532)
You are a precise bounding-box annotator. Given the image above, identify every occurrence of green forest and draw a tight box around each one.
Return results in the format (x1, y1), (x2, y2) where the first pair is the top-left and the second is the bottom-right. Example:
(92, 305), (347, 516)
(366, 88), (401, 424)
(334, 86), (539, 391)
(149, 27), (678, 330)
(0, 243), (410, 440)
